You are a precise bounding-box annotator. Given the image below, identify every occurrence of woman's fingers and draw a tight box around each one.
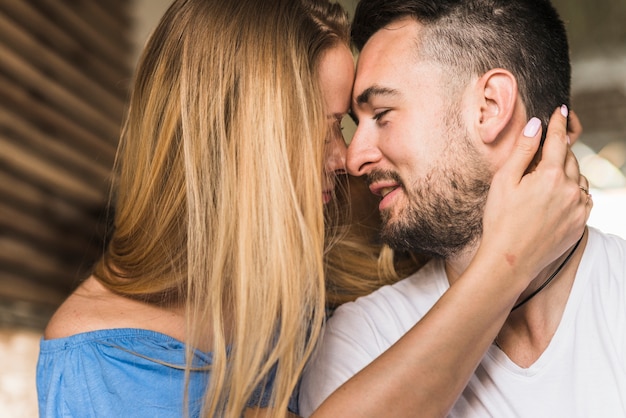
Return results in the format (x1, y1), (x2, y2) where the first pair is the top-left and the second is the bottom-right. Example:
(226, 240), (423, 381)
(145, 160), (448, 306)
(481, 105), (590, 280)
(577, 173), (593, 219)
(492, 117), (543, 187)
(538, 105), (570, 169)
(567, 109), (583, 145)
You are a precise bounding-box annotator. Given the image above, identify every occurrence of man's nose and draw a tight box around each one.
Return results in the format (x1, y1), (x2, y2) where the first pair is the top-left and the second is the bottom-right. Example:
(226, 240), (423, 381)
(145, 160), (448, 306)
(346, 125), (381, 176)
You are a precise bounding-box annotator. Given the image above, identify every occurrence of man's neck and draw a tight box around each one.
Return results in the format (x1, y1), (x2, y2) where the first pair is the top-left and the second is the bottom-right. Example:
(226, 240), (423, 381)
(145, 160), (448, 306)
(443, 229), (588, 367)
(443, 245), (479, 286)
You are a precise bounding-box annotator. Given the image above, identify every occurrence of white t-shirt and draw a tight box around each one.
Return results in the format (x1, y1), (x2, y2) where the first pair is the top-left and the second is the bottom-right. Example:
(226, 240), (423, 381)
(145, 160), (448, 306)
(299, 227), (626, 417)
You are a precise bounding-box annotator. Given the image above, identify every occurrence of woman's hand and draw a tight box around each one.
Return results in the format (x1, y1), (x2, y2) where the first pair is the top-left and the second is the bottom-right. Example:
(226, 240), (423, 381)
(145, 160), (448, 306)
(480, 106), (591, 282)
(568, 109), (583, 144)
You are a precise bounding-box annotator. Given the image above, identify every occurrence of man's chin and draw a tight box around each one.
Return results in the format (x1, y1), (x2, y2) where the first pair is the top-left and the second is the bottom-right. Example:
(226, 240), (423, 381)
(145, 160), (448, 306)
(379, 218), (468, 258)
(379, 219), (417, 253)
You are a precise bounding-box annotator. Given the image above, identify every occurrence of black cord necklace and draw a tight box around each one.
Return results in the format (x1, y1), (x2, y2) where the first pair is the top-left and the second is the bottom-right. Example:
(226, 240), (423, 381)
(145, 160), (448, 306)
(510, 229), (585, 312)
(494, 230), (586, 350)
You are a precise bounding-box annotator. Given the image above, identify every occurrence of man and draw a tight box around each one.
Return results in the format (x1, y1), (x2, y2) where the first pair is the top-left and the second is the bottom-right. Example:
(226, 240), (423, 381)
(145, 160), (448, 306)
(300, 0), (626, 416)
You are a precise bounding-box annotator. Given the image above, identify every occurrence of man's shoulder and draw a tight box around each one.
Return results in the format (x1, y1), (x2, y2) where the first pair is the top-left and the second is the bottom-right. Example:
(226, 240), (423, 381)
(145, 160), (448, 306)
(577, 227), (626, 304)
(298, 261), (449, 416)
(327, 258), (448, 338)
(586, 226), (626, 262)
(350, 257), (446, 303)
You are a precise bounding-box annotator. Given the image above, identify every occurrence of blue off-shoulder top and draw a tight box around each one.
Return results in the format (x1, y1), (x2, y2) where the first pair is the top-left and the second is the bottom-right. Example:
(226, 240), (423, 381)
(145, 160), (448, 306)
(36, 328), (276, 417)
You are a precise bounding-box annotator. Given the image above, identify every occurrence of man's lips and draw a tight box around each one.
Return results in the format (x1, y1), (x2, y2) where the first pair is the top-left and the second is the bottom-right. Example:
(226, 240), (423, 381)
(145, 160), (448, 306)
(369, 181), (402, 211)
(369, 181), (401, 197)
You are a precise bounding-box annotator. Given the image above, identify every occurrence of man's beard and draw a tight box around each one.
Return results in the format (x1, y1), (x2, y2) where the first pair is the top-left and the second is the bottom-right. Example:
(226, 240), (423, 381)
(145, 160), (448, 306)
(377, 116), (492, 258)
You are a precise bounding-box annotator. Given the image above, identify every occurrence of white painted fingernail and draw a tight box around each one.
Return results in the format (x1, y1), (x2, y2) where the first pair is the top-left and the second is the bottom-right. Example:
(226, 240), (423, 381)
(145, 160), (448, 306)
(561, 104), (568, 117)
(523, 117), (541, 137)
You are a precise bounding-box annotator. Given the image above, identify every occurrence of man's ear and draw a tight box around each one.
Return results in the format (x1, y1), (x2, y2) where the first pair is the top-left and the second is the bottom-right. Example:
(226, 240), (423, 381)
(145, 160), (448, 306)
(473, 68), (518, 144)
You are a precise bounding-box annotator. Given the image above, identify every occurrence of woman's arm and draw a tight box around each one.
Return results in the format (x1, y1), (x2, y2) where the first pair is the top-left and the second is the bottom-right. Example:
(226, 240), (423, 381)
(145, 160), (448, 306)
(310, 107), (590, 417)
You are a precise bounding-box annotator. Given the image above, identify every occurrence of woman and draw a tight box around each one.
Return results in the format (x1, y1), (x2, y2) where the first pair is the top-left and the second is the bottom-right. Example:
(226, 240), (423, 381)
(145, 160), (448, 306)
(36, 0), (588, 417)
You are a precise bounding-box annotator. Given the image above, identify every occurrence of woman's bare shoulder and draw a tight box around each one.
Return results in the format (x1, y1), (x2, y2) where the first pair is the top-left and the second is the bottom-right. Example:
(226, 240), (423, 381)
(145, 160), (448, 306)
(44, 276), (120, 339)
(43, 276), (185, 341)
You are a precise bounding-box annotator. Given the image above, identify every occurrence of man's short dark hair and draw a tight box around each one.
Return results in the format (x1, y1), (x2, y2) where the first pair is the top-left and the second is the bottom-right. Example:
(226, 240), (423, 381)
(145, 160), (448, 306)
(351, 0), (571, 127)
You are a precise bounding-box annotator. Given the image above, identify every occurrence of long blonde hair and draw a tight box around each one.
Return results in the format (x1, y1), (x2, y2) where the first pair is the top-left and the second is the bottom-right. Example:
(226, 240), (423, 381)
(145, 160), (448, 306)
(94, 0), (420, 417)
(93, 0), (365, 416)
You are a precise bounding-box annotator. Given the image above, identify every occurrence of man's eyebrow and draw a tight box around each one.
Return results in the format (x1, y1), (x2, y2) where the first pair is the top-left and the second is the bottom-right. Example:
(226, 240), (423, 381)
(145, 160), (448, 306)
(355, 85), (399, 106)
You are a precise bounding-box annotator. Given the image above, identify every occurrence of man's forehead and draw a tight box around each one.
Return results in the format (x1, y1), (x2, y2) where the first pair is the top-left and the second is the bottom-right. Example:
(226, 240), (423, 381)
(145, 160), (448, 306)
(361, 17), (421, 55)
(353, 23), (422, 106)
(355, 20), (421, 78)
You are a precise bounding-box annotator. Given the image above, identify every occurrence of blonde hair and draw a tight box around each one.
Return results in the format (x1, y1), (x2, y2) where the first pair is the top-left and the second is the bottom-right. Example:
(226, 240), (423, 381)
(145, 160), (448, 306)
(325, 175), (426, 309)
(92, 0), (367, 416)
(93, 0), (423, 415)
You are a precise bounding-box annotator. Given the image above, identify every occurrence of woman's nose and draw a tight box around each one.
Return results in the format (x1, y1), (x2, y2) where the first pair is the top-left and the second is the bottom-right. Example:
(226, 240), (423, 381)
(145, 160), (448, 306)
(325, 133), (347, 175)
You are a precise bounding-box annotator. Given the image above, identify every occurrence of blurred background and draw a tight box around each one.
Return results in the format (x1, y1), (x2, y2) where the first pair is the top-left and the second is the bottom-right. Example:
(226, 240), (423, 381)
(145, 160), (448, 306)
(0, 0), (624, 415)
